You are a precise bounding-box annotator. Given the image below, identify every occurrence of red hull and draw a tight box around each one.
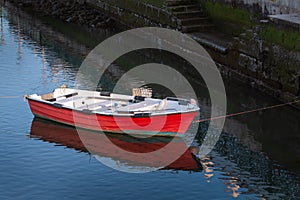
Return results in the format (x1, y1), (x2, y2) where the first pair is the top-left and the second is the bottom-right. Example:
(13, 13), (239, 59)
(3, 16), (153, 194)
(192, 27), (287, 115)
(30, 118), (202, 171)
(28, 99), (197, 137)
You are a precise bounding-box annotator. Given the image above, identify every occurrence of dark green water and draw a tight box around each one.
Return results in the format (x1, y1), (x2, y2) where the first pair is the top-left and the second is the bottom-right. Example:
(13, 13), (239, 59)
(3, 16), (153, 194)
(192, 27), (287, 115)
(0, 3), (299, 200)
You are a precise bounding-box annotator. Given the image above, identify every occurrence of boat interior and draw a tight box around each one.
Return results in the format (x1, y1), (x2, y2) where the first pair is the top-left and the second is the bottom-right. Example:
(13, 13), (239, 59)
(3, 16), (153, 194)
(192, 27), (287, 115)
(29, 87), (199, 115)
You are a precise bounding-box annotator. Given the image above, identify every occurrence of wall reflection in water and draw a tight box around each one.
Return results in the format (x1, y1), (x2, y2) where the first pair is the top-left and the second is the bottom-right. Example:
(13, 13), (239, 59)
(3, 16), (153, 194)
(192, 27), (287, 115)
(194, 128), (300, 199)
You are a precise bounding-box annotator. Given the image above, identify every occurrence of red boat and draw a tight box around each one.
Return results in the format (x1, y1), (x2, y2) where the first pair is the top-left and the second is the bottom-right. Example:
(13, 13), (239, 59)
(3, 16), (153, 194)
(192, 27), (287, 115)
(26, 87), (199, 137)
(30, 118), (203, 171)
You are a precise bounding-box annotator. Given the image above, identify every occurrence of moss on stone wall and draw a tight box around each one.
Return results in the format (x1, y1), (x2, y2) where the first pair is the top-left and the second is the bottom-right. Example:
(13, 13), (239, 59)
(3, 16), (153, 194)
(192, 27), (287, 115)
(203, 1), (251, 25)
(201, 0), (252, 31)
(259, 25), (300, 52)
(271, 60), (300, 94)
(200, 1), (252, 35)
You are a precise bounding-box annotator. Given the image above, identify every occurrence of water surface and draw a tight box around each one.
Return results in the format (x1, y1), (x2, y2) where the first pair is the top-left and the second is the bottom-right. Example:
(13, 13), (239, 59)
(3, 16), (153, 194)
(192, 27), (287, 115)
(0, 4), (299, 200)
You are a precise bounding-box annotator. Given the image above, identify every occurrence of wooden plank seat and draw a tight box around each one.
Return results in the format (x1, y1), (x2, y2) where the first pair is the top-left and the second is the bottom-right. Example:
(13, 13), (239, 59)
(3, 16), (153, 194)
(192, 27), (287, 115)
(76, 100), (111, 110)
(117, 100), (159, 112)
(43, 92), (79, 102)
(94, 105), (111, 113)
(56, 96), (84, 103)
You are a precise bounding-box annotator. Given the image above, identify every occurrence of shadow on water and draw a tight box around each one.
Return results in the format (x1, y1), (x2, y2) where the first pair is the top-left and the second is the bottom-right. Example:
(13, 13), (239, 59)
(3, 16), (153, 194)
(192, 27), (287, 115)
(1, 1), (300, 199)
(223, 78), (300, 172)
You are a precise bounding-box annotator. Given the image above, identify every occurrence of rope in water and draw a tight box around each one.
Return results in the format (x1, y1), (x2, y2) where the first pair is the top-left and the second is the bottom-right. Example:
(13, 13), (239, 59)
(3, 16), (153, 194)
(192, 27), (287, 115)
(197, 99), (300, 123)
(0, 96), (21, 99)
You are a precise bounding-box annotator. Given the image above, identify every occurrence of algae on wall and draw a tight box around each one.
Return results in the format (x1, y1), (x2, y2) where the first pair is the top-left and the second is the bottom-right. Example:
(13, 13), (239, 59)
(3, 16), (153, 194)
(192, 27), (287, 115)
(199, 0), (257, 36)
(199, 0), (300, 96)
(200, 0), (300, 50)
(202, 1), (252, 25)
(259, 25), (300, 52)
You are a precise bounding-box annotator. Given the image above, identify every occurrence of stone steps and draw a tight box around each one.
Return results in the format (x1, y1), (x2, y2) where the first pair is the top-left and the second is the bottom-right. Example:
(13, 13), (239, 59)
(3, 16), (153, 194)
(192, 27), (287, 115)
(166, 0), (214, 33)
(166, 0), (195, 7)
(179, 17), (209, 26)
(173, 10), (204, 19)
(182, 24), (215, 32)
(168, 4), (199, 12)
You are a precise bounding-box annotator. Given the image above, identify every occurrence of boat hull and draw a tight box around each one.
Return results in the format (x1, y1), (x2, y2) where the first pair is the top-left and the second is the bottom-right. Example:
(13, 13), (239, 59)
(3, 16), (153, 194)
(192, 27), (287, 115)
(27, 99), (198, 137)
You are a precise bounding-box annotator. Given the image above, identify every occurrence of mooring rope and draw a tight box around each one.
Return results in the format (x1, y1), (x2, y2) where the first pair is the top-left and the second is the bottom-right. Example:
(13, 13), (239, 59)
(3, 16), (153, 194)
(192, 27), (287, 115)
(1, 95), (299, 122)
(197, 99), (300, 123)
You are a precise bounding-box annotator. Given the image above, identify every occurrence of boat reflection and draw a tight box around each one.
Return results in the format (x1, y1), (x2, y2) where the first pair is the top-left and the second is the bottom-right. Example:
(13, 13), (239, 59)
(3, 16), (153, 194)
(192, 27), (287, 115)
(30, 117), (203, 172)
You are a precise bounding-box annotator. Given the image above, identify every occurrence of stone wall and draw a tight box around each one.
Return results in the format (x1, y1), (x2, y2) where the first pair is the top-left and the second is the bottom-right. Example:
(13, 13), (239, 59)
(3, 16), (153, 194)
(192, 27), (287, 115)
(213, 0), (300, 15)
(86, 0), (179, 29)
(198, 0), (300, 102)
(9, 0), (300, 104)
(9, 0), (180, 29)
(242, 0), (300, 14)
